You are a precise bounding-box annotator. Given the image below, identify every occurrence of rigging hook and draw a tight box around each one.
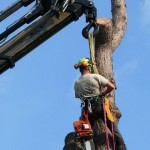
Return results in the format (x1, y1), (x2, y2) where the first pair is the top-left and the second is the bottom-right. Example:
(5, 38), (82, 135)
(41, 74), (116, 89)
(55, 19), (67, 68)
(82, 21), (99, 39)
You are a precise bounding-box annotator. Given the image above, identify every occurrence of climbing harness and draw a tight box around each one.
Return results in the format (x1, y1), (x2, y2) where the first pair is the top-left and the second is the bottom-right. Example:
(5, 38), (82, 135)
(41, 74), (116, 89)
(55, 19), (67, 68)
(73, 99), (94, 150)
(73, 96), (116, 150)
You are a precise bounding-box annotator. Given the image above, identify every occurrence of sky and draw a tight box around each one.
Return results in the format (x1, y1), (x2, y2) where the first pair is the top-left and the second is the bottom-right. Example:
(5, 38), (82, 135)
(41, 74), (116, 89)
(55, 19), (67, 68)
(0, 0), (150, 150)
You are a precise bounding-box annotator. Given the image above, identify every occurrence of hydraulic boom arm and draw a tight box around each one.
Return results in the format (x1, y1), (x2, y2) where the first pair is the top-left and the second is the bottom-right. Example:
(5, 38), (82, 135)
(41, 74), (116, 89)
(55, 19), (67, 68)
(0, 0), (35, 22)
(0, 0), (98, 74)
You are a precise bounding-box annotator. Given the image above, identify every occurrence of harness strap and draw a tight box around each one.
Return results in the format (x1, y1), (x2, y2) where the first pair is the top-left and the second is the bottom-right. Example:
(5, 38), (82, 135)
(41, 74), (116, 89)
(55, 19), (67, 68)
(81, 99), (92, 114)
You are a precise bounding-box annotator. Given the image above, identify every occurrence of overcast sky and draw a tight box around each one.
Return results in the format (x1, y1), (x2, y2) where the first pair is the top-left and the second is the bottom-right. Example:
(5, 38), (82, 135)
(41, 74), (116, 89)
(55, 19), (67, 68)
(0, 0), (150, 150)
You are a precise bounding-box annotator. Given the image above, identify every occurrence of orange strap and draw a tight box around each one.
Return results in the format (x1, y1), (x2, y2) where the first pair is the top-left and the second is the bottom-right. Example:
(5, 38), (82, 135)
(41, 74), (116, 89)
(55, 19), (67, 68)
(104, 98), (114, 122)
(82, 109), (89, 121)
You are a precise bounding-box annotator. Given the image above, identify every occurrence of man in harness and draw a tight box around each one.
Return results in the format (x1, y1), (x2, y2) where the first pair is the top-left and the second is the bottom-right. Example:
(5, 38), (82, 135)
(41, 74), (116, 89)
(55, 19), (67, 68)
(74, 58), (127, 150)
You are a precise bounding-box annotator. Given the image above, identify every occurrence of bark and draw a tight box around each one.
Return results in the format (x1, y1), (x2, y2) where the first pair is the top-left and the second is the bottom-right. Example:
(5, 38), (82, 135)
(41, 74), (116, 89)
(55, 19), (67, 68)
(64, 0), (127, 149)
(95, 18), (115, 103)
(111, 0), (127, 51)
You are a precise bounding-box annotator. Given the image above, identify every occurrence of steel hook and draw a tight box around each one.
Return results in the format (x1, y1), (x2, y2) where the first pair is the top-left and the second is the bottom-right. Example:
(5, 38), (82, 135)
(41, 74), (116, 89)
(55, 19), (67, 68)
(82, 21), (99, 39)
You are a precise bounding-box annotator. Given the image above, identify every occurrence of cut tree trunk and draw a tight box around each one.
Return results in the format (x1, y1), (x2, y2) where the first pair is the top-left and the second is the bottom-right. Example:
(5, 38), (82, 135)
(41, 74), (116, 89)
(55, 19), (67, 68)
(63, 0), (127, 149)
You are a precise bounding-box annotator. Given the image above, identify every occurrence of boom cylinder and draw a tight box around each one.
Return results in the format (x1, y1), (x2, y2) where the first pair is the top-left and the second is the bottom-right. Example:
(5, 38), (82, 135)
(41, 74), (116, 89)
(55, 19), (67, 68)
(0, 5), (44, 41)
(0, 0), (35, 22)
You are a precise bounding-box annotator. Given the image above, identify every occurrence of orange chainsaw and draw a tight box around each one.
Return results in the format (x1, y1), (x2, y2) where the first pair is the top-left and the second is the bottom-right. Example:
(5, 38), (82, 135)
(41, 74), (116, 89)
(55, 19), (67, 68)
(73, 99), (94, 150)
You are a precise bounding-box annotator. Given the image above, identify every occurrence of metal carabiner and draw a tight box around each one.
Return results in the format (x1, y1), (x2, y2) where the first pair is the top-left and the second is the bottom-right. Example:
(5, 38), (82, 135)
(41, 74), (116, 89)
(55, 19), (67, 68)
(82, 21), (99, 39)
(81, 100), (85, 109)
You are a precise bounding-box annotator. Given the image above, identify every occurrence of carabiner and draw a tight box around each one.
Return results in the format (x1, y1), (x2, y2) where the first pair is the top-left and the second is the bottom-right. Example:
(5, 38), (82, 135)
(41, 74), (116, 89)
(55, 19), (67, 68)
(82, 21), (99, 39)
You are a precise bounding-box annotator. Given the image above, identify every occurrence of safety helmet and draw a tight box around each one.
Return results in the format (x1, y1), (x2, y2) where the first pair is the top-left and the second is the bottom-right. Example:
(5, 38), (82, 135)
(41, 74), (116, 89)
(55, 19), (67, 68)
(74, 58), (92, 69)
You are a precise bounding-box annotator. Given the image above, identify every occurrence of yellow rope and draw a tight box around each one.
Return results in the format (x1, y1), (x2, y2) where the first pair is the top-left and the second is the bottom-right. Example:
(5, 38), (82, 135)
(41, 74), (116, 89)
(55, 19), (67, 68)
(88, 32), (99, 74)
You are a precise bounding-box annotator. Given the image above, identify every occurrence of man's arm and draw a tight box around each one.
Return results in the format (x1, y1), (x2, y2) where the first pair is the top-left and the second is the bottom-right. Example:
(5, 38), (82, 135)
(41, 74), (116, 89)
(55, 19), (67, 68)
(102, 82), (115, 96)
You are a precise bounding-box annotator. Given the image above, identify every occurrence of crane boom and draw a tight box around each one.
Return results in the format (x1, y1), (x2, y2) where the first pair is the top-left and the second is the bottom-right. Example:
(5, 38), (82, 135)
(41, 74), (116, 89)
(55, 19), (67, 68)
(0, 0), (98, 74)
(0, 0), (35, 22)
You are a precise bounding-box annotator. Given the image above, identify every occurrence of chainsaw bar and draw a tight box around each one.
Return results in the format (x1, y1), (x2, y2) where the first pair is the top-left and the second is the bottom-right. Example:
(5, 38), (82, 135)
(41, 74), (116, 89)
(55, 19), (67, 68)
(81, 140), (95, 150)
(84, 140), (92, 150)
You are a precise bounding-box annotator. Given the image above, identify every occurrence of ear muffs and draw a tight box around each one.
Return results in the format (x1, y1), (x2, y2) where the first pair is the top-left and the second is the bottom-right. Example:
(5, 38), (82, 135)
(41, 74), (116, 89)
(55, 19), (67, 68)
(74, 64), (78, 69)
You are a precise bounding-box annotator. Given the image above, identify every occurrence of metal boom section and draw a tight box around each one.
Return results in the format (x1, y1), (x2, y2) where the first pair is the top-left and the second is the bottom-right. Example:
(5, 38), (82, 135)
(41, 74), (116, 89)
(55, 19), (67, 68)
(0, 0), (98, 74)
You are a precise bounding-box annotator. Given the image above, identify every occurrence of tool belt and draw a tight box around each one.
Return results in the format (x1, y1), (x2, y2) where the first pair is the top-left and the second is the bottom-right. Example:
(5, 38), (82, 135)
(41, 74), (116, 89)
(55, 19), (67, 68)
(81, 95), (101, 106)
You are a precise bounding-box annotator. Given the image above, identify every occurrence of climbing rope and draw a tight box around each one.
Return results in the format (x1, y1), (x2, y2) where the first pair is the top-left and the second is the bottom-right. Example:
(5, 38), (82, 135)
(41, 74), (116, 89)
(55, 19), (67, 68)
(103, 99), (110, 150)
(111, 122), (116, 150)
(103, 97), (116, 150)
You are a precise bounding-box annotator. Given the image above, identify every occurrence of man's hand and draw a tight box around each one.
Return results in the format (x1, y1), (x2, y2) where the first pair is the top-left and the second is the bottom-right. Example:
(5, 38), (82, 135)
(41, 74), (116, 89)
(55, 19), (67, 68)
(102, 82), (115, 96)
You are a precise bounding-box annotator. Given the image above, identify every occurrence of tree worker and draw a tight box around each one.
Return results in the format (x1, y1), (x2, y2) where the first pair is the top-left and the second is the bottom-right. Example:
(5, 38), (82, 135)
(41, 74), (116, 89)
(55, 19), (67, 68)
(74, 58), (127, 150)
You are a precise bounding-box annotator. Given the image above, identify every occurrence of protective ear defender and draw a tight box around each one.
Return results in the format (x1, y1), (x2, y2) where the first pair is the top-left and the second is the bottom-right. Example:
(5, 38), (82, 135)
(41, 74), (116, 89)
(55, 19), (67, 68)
(74, 64), (78, 69)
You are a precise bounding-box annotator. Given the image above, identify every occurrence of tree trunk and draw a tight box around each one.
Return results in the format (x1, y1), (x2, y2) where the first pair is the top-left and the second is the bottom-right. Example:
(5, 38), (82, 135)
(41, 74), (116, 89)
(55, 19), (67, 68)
(95, 18), (115, 103)
(63, 0), (127, 149)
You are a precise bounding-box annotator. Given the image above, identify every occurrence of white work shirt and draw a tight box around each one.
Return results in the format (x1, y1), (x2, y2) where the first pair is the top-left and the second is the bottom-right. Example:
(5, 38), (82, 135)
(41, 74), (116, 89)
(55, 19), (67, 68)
(74, 73), (109, 99)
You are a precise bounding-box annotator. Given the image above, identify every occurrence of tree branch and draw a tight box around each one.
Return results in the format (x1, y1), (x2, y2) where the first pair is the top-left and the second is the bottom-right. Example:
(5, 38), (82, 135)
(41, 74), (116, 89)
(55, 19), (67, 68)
(111, 0), (127, 52)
